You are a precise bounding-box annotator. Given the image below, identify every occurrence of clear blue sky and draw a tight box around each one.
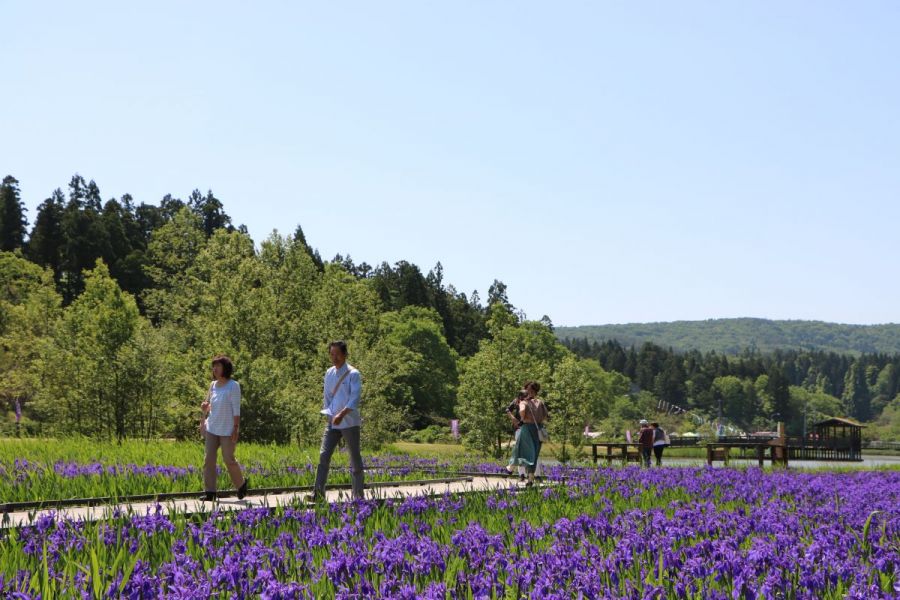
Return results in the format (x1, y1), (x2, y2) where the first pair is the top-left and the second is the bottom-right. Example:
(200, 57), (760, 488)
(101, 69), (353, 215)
(3, 2), (899, 326)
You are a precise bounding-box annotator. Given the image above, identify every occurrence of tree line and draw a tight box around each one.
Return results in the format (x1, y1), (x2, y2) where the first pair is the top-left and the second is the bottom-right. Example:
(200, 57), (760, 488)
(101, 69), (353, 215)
(2, 173), (898, 450)
(563, 337), (900, 439)
(0, 174), (505, 359)
(1, 174), (238, 305)
(0, 174), (628, 455)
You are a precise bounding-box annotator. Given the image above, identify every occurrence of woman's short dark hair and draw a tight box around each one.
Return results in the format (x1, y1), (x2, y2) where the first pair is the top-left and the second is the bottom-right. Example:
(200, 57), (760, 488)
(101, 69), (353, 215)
(329, 340), (349, 356)
(651, 422), (659, 428)
(212, 355), (234, 379)
(524, 381), (541, 394)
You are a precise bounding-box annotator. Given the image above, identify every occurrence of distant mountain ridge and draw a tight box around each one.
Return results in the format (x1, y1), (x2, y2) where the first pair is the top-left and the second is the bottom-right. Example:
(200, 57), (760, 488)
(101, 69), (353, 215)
(555, 318), (900, 355)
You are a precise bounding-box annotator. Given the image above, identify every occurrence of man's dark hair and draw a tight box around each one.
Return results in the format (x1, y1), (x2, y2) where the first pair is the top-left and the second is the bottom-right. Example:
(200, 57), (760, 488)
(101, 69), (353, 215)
(524, 381), (541, 394)
(651, 422), (659, 428)
(329, 340), (349, 356)
(212, 354), (234, 379)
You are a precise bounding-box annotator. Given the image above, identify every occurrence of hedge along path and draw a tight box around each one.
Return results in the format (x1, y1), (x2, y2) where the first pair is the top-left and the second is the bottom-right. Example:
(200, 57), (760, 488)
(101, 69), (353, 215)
(0, 474), (532, 529)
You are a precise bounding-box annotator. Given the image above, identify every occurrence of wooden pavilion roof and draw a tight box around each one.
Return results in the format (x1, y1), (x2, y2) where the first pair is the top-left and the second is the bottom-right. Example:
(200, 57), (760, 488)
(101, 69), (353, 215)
(814, 417), (866, 428)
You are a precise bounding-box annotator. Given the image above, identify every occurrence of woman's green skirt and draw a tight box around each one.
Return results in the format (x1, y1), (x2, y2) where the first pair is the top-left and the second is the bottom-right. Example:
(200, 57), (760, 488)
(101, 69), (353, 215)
(509, 423), (542, 474)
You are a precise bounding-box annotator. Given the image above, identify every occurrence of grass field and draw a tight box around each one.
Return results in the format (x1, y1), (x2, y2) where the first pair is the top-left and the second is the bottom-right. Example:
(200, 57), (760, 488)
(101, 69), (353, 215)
(3, 437), (896, 506)
(0, 438), (496, 504)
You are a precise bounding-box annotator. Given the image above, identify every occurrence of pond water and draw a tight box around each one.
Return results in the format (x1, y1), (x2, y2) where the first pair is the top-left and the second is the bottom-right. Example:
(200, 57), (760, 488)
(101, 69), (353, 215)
(622, 453), (900, 469)
(540, 453), (900, 469)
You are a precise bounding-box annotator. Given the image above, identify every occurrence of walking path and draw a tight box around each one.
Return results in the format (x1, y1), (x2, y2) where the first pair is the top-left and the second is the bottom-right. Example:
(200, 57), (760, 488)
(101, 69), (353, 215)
(1, 475), (526, 529)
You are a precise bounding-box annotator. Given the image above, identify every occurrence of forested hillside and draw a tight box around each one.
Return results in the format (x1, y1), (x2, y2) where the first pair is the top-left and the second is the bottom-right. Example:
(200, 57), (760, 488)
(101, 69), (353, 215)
(562, 337), (900, 440)
(556, 319), (900, 355)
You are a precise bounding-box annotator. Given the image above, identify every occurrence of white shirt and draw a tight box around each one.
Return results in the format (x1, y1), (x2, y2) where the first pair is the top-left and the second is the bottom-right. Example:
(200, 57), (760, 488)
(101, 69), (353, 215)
(323, 364), (361, 429)
(205, 379), (241, 436)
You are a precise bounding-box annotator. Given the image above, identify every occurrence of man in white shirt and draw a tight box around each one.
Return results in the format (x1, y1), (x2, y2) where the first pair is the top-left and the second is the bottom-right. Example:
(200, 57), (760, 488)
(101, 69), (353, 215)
(311, 340), (364, 500)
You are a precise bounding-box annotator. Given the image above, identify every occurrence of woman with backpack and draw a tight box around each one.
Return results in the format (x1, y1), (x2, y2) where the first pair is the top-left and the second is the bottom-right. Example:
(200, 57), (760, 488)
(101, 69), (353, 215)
(509, 381), (548, 487)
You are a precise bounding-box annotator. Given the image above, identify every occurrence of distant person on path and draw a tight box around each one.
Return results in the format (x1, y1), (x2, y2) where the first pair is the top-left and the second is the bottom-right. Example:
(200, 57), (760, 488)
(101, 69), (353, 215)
(510, 381), (548, 487)
(200, 355), (248, 501)
(505, 390), (528, 480)
(651, 422), (668, 466)
(310, 341), (364, 501)
(638, 419), (654, 467)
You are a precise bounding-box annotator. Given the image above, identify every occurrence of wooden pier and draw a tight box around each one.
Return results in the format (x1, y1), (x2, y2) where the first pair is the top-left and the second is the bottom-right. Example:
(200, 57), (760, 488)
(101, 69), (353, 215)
(590, 443), (644, 465)
(590, 417), (865, 467)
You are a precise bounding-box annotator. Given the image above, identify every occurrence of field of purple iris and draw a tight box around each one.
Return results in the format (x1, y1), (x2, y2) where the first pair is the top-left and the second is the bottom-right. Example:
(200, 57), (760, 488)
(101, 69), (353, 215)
(1, 464), (898, 599)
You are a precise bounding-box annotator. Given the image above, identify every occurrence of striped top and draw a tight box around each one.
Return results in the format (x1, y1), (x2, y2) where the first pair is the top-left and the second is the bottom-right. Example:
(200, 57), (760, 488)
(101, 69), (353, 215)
(205, 379), (241, 436)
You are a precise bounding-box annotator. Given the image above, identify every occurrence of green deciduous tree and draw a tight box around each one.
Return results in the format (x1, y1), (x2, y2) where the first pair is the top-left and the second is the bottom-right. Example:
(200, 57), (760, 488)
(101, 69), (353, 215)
(868, 395), (900, 442)
(354, 340), (415, 449)
(143, 207), (207, 323)
(379, 306), (459, 427)
(789, 386), (842, 436)
(34, 260), (148, 440)
(0, 253), (62, 434)
(457, 305), (556, 457)
(600, 391), (659, 440)
(548, 355), (606, 462)
(307, 263), (382, 350)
